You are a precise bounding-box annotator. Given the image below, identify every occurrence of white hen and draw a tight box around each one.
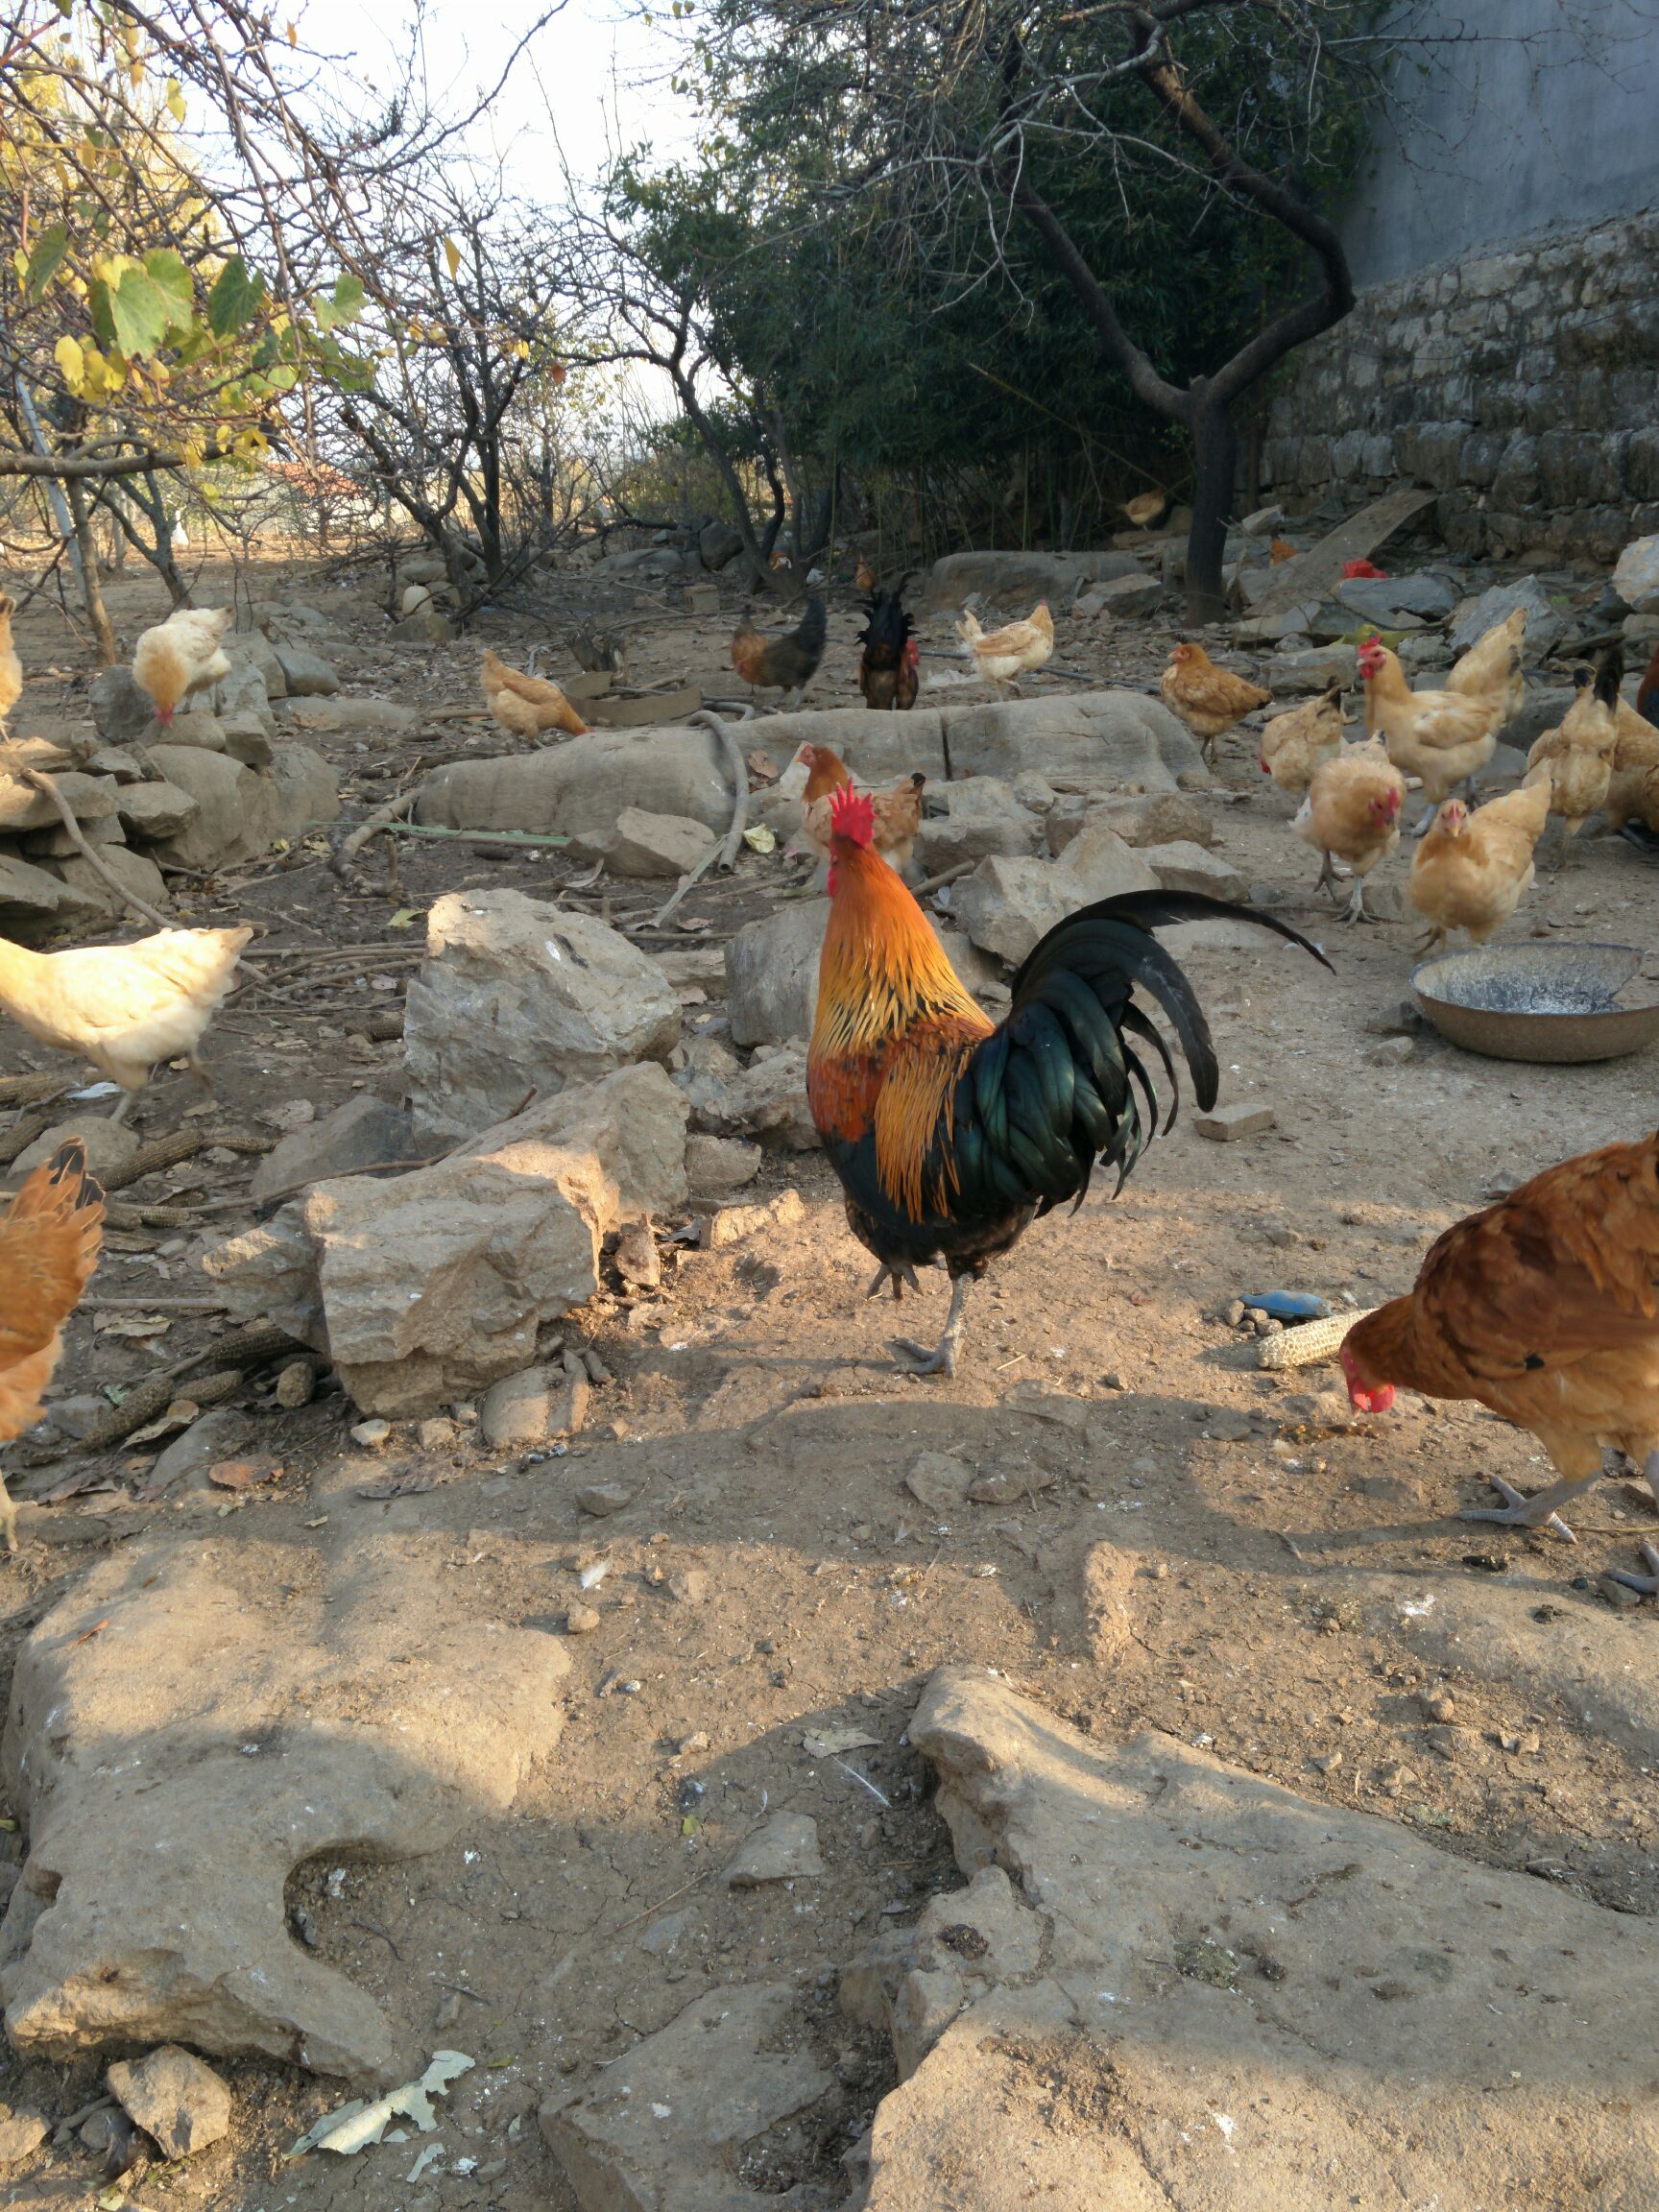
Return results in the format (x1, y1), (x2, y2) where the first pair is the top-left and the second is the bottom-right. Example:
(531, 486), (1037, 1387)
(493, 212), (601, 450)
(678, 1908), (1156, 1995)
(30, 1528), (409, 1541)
(132, 606), (234, 726)
(0, 926), (252, 1118)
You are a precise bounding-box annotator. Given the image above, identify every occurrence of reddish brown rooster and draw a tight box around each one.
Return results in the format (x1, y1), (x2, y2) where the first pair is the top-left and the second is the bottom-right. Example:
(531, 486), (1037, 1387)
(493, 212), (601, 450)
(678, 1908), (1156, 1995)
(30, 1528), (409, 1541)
(806, 786), (1326, 1377)
(1342, 1132), (1659, 1578)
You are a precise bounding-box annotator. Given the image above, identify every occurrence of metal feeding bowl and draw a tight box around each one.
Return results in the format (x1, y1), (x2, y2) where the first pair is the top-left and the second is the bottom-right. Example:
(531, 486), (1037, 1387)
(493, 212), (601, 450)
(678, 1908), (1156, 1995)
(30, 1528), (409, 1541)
(1412, 943), (1659, 1064)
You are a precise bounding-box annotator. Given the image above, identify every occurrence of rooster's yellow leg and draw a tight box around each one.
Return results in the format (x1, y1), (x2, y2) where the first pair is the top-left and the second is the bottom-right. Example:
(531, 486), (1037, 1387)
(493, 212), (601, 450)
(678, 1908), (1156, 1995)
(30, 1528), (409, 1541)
(891, 1273), (974, 1381)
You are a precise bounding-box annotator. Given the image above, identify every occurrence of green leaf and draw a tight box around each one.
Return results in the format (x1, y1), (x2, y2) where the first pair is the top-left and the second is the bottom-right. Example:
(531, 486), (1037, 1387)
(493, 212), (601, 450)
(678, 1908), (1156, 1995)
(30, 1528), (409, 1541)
(23, 223), (71, 303)
(323, 271), (366, 329)
(208, 255), (263, 338)
(87, 276), (116, 349)
(109, 269), (172, 358)
(142, 247), (193, 334)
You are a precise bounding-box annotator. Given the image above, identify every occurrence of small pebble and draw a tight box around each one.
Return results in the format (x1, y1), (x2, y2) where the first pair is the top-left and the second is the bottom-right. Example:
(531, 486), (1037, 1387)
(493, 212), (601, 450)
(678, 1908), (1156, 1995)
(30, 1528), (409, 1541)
(418, 1416), (458, 1452)
(350, 1419), (391, 1451)
(1420, 1691), (1456, 1723)
(565, 1603), (602, 1634)
(677, 1730), (710, 1755)
(577, 1483), (633, 1518)
(274, 1360), (315, 1410)
(1365, 1036), (1415, 1068)
(1600, 1575), (1642, 1611)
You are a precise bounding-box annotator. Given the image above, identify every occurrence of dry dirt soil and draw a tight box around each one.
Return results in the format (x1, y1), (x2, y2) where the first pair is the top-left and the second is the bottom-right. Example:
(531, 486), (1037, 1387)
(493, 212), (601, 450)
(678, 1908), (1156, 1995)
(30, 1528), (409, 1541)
(0, 547), (1656, 2210)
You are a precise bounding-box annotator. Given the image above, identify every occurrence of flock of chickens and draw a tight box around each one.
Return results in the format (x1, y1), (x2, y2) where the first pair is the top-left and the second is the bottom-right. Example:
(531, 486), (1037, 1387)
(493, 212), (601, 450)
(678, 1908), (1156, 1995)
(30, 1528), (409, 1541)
(1162, 609), (1659, 950)
(2, 563), (1659, 1601)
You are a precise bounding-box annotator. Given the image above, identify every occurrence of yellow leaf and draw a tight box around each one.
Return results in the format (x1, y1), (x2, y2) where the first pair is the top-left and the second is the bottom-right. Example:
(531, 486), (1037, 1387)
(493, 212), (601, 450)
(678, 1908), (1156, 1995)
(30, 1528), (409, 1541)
(443, 235), (461, 280)
(165, 78), (186, 124)
(388, 907), (421, 929)
(286, 19), (299, 42)
(54, 335), (85, 396)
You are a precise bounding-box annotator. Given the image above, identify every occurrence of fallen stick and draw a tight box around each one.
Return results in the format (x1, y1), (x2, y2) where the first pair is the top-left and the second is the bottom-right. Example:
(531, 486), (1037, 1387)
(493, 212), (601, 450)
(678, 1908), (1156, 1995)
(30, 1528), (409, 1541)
(384, 822), (572, 851)
(646, 710), (754, 934)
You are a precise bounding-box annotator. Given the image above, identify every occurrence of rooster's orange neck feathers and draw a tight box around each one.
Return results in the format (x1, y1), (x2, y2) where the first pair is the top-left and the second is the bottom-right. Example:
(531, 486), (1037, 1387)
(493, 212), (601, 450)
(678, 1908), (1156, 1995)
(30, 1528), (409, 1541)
(808, 843), (991, 1190)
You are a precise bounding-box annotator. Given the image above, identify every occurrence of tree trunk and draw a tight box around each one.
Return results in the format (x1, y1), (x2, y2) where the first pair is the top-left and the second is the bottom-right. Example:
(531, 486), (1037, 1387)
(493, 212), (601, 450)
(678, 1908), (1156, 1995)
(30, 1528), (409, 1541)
(64, 477), (119, 664)
(1185, 389), (1238, 626)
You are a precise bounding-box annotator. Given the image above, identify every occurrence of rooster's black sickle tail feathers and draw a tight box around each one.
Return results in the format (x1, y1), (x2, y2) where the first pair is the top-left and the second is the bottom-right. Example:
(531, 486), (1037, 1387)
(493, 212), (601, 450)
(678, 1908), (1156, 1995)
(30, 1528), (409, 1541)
(948, 893), (1329, 1221)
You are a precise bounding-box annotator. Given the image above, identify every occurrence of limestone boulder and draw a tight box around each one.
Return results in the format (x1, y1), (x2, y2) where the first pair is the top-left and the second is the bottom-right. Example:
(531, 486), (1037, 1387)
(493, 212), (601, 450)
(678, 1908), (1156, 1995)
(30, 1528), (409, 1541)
(1334, 571), (1458, 624)
(204, 1065), (687, 1413)
(0, 853), (104, 935)
(1447, 574), (1566, 662)
(607, 807), (717, 880)
(249, 1096), (419, 1204)
(1076, 571), (1164, 618)
(698, 520), (744, 571)
(677, 1039), (818, 1150)
(50, 846), (171, 923)
(1, 1533), (567, 2083)
(541, 1985), (830, 2209)
(88, 666), (156, 745)
(224, 627), (287, 701)
(951, 827), (1158, 966)
(404, 888), (683, 1144)
(922, 550), (1142, 611)
(854, 1665), (1659, 2210)
(417, 725), (737, 843)
(913, 778), (1043, 874)
(270, 640), (340, 696)
(1138, 840), (1251, 902)
(115, 781), (200, 843)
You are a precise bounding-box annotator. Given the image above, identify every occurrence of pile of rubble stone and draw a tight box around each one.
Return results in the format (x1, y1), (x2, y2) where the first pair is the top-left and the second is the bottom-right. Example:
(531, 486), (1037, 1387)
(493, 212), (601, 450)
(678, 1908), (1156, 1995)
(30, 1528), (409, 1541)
(0, 600), (342, 936)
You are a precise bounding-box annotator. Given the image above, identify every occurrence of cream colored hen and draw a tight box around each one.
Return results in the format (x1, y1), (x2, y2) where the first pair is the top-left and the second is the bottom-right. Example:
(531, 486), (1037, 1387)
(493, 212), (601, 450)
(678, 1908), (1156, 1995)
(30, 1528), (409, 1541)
(132, 606), (233, 727)
(0, 594), (20, 734)
(958, 602), (1053, 692)
(480, 649), (590, 740)
(0, 926), (252, 1119)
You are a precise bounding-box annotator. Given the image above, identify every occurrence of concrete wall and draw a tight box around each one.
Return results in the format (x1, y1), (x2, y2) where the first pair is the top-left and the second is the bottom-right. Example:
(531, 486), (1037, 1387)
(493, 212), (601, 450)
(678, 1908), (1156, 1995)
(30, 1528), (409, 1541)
(1262, 5), (1659, 555)
(1344, 1), (1659, 285)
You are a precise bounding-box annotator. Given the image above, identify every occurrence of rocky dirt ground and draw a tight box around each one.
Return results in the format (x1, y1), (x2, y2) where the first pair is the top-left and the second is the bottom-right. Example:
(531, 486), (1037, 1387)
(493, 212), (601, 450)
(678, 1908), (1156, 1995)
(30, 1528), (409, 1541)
(0, 535), (1657, 2210)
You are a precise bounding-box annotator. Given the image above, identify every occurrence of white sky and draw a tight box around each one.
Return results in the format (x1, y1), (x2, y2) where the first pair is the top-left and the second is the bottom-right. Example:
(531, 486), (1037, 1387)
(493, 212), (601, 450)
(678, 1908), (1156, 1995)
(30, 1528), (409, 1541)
(307, 0), (699, 204)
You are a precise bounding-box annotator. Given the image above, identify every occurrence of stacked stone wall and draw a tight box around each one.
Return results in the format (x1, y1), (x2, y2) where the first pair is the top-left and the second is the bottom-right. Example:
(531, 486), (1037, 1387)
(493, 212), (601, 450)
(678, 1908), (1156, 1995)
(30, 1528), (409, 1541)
(1262, 209), (1659, 561)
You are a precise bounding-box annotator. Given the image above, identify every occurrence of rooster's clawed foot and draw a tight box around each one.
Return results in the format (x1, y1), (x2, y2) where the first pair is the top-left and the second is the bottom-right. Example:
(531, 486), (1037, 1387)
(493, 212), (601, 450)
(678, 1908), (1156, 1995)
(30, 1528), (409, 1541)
(1606, 1540), (1659, 1599)
(866, 1261), (922, 1302)
(1460, 1471), (1601, 1544)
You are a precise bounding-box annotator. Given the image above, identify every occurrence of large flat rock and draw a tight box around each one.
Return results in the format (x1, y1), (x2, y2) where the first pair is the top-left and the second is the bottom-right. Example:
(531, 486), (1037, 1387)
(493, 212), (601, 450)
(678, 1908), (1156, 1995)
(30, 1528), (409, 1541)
(414, 695), (1204, 843)
(856, 1666), (1659, 2209)
(1, 1532), (568, 2086)
(751, 691), (1204, 789)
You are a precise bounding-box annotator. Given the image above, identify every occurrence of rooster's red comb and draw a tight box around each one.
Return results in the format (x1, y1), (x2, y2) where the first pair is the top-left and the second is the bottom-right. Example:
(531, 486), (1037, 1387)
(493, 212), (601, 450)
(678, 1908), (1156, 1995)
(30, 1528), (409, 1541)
(830, 784), (875, 848)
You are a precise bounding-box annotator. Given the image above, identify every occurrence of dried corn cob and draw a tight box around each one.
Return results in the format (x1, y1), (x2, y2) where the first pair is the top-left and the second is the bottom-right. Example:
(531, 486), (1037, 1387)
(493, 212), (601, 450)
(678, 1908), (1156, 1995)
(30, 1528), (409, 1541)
(1257, 1307), (1378, 1372)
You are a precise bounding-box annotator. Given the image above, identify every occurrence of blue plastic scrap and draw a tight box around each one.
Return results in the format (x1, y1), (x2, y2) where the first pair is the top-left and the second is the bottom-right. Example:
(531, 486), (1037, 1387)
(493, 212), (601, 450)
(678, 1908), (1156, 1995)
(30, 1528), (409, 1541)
(1242, 1291), (1331, 1321)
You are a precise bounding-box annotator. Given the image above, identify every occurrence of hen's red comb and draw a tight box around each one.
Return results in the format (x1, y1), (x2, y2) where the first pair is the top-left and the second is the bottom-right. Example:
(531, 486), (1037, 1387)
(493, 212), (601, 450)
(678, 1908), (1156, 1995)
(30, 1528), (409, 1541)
(830, 784), (875, 848)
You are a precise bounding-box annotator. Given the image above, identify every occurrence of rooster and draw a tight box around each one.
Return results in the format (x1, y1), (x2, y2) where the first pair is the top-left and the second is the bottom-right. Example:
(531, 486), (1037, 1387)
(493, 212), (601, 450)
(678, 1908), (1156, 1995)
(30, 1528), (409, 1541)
(480, 648), (589, 740)
(132, 606), (233, 728)
(0, 1140), (103, 1551)
(806, 786), (1326, 1377)
(0, 925), (252, 1119)
(857, 578), (920, 711)
(731, 598), (828, 709)
(0, 593), (19, 734)
(1341, 1133), (1659, 1575)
